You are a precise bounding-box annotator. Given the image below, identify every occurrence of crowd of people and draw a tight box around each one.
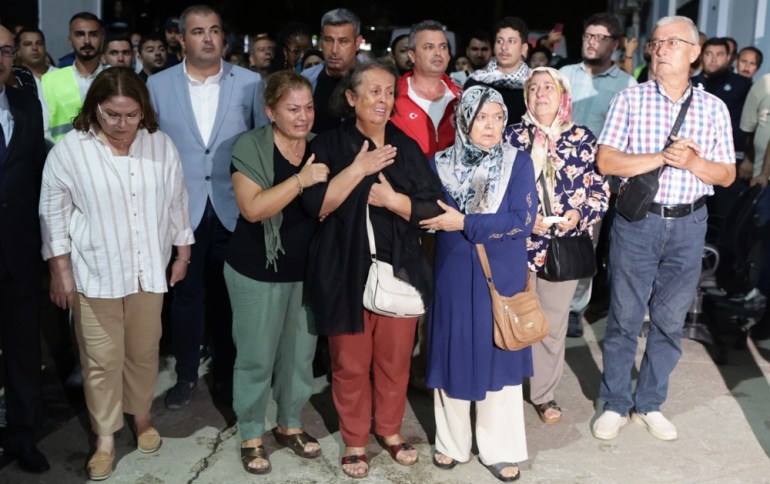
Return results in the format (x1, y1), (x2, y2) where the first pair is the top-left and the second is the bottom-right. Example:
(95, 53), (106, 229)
(2, 3), (768, 481)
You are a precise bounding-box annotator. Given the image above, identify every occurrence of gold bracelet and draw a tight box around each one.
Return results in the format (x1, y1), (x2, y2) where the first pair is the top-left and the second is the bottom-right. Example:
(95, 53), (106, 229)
(292, 174), (303, 195)
(175, 256), (191, 265)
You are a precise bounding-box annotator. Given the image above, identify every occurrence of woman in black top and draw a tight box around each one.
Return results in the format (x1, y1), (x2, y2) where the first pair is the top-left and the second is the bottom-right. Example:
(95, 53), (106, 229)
(224, 71), (329, 475)
(302, 61), (444, 479)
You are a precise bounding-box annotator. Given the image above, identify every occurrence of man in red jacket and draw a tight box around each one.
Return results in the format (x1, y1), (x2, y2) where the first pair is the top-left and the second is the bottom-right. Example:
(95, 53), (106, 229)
(391, 20), (460, 159)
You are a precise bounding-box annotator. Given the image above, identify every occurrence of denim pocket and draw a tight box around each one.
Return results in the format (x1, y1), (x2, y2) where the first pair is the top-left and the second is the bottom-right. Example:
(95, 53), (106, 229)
(693, 205), (708, 224)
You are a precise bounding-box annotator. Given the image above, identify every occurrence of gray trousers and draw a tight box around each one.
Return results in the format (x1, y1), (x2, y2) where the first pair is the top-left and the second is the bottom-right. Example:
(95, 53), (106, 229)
(530, 272), (579, 405)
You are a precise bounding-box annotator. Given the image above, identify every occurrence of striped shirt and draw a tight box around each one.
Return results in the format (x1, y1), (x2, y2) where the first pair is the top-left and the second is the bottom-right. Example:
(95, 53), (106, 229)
(599, 80), (735, 204)
(40, 127), (195, 298)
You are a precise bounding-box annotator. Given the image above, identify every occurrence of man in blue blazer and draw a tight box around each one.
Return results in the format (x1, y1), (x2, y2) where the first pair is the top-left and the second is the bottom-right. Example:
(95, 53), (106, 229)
(147, 4), (268, 409)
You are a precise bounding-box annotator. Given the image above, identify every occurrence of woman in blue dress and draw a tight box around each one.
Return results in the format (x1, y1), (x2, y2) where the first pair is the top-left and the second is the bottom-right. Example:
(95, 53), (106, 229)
(421, 85), (537, 482)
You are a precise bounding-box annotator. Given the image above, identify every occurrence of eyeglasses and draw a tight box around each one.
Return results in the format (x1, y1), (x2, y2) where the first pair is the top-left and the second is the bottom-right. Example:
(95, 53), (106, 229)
(582, 33), (614, 43)
(647, 38), (695, 50)
(0, 45), (17, 58)
(97, 104), (143, 125)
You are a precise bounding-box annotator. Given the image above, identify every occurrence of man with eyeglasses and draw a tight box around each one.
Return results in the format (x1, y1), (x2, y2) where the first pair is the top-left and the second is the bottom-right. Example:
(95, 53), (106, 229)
(40, 12), (107, 143)
(594, 16), (735, 442)
(0, 25), (50, 474)
(558, 13), (638, 340)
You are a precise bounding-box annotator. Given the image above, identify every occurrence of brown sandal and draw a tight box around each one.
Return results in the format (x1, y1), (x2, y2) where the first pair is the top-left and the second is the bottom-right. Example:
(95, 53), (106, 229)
(241, 445), (271, 475)
(341, 454), (369, 478)
(375, 434), (419, 466)
(535, 400), (562, 424)
(271, 428), (322, 459)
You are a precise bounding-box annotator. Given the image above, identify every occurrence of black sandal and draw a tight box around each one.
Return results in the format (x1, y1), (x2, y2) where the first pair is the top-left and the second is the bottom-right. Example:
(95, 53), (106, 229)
(483, 461), (520, 482)
(272, 428), (322, 459)
(240, 445), (271, 475)
(432, 452), (459, 470)
(535, 400), (562, 424)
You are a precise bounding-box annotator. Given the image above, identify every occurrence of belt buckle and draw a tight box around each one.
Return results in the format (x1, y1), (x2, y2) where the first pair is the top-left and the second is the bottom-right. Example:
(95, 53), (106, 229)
(661, 206), (676, 219)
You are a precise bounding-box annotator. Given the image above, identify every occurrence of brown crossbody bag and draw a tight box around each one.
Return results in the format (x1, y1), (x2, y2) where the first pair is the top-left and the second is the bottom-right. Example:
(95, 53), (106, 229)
(475, 244), (549, 350)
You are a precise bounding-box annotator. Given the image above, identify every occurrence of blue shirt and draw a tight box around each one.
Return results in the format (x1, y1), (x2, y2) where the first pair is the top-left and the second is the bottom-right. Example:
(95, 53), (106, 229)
(560, 62), (637, 138)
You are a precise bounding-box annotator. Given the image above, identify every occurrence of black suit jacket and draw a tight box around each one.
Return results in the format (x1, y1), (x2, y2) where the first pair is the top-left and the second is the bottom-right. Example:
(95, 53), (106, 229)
(0, 87), (45, 278)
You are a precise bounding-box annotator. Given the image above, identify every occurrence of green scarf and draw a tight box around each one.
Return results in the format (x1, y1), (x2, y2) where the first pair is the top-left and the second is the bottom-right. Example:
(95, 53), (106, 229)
(231, 124), (313, 272)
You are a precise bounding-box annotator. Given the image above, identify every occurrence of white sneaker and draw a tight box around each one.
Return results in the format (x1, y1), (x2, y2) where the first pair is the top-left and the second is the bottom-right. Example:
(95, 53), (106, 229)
(592, 410), (629, 440)
(632, 411), (678, 441)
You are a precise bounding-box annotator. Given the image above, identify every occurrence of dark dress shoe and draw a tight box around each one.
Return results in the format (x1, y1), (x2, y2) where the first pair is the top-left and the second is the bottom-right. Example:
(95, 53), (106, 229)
(6, 445), (50, 473)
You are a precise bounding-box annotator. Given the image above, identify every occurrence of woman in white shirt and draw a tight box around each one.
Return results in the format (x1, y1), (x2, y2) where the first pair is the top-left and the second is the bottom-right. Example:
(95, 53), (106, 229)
(39, 67), (194, 481)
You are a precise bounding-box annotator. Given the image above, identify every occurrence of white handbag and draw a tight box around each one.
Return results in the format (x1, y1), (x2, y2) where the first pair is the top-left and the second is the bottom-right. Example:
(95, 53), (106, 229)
(362, 205), (426, 317)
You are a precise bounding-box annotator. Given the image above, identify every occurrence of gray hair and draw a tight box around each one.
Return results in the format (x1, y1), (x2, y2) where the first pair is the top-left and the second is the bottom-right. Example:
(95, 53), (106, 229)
(179, 5), (222, 35)
(249, 35), (274, 56)
(321, 8), (360, 37)
(408, 20), (446, 50)
(654, 16), (699, 44)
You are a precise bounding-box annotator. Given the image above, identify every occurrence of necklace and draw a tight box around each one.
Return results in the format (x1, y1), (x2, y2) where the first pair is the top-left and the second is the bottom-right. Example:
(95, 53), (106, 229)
(275, 134), (305, 163)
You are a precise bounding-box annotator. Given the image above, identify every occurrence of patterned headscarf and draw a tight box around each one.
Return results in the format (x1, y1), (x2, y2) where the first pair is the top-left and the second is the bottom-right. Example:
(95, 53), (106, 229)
(435, 86), (516, 214)
(521, 67), (574, 182)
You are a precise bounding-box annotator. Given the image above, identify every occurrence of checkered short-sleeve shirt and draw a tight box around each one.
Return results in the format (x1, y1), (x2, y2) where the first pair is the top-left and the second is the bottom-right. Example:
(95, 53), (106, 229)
(599, 81), (735, 204)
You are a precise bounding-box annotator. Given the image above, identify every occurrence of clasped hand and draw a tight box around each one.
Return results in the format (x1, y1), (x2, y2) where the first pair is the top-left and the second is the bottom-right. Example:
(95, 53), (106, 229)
(419, 200), (464, 232)
(662, 136), (702, 170)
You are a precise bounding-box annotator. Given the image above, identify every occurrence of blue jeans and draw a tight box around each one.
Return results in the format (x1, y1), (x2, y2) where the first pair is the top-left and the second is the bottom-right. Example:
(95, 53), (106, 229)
(599, 205), (707, 415)
(171, 200), (234, 389)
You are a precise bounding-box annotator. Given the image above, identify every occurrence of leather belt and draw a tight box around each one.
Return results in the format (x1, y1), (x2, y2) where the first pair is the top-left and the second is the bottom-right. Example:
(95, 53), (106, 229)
(648, 196), (706, 219)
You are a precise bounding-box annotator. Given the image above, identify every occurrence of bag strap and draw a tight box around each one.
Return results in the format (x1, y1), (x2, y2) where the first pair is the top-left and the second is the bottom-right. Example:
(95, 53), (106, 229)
(654, 85), (694, 178)
(538, 173), (554, 217)
(365, 205), (377, 259)
(475, 244), (533, 292)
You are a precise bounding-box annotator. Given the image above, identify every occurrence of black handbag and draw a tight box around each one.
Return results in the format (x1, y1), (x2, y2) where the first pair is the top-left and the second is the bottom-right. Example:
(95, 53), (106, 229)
(538, 174), (597, 282)
(615, 88), (693, 222)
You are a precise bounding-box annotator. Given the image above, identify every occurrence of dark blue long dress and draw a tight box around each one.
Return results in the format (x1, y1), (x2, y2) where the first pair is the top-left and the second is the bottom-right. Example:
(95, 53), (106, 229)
(425, 150), (537, 401)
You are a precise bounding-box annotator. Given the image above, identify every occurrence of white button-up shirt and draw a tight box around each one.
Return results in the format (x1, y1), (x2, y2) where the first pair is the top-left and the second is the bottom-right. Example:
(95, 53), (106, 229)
(184, 60), (223, 146)
(40, 127), (195, 298)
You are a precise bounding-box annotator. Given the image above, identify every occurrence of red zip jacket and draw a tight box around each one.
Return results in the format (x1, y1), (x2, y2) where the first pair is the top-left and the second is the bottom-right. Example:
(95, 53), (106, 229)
(391, 71), (462, 159)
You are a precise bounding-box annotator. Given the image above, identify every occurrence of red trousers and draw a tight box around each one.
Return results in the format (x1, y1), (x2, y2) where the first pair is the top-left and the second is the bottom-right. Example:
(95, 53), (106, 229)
(328, 310), (418, 447)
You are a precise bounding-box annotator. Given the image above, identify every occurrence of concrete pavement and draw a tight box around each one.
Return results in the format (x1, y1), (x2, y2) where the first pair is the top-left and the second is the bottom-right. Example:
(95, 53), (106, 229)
(2, 316), (770, 483)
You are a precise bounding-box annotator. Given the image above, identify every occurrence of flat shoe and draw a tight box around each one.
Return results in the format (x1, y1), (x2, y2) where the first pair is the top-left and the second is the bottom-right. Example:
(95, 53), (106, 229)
(535, 400), (562, 424)
(271, 428), (322, 459)
(241, 446), (271, 475)
(432, 452), (458, 470)
(87, 449), (116, 481)
(375, 434), (418, 466)
(483, 461), (521, 482)
(137, 427), (162, 453)
(341, 454), (369, 479)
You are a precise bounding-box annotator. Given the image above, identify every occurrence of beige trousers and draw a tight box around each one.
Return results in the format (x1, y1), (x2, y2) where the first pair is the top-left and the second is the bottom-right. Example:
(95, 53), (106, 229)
(434, 385), (528, 465)
(73, 290), (163, 435)
(530, 273), (579, 405)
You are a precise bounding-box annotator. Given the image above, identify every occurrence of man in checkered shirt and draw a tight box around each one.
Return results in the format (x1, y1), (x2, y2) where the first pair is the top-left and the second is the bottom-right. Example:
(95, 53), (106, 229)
(592, 16), (735, 443)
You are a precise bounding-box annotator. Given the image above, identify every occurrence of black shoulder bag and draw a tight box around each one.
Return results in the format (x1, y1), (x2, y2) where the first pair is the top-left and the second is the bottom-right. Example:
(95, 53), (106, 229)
(538, 173), (597, 282)
(615, 88), (693, 222)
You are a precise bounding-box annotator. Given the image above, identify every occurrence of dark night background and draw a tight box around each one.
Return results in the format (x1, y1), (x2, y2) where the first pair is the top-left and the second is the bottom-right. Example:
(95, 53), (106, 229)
(2, 0), (611, 59)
